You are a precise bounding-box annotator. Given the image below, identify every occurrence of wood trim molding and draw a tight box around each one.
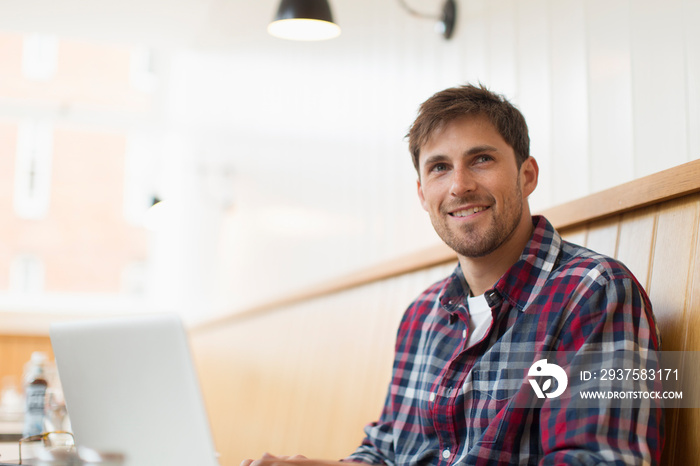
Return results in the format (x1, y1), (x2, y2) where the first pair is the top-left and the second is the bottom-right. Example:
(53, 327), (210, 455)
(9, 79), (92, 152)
(194, 158), (700, 332)
(540, 159), (700, 229)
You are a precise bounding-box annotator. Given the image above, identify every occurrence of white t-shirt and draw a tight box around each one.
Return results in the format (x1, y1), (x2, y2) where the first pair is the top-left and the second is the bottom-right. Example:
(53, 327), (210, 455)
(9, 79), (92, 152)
(465, 294), (492, 348)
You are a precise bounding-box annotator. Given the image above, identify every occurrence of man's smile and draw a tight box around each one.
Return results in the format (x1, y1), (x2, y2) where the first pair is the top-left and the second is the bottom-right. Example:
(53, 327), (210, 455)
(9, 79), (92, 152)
(447, 205), (490, 218)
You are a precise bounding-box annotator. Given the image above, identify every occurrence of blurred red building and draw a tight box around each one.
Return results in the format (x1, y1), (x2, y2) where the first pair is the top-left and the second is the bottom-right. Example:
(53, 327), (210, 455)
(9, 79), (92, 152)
(0, 32), (152, 296)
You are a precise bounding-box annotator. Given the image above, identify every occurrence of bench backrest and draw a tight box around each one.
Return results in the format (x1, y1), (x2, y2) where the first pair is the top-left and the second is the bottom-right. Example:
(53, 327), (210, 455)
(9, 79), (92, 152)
(191, 159), (700, 466)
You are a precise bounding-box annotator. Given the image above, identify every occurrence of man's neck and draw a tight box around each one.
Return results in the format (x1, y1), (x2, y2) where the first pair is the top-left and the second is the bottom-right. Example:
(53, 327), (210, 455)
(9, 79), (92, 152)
(458, 214), (534, 297)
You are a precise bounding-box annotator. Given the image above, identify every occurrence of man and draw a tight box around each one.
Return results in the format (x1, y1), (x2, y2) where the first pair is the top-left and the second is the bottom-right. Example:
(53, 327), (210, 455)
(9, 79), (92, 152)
(242, 85), (663, 465)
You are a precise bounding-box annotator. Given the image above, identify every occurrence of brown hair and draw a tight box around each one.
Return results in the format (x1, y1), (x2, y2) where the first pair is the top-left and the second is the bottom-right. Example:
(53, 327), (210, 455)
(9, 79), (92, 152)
(408, 84), (530, 173)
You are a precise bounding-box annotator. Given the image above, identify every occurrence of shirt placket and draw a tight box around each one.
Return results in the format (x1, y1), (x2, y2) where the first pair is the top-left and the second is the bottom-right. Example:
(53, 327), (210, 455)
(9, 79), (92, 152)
(432, 306), (480, 465)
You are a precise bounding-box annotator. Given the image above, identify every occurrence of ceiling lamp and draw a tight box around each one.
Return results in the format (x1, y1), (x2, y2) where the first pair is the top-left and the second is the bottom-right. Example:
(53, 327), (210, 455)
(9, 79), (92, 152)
(398, 0), (457, 40)
(268, 0), (341, 41)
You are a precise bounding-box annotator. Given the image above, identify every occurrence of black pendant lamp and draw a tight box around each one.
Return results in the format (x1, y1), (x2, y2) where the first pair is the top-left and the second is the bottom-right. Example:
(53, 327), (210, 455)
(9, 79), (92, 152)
(268, 0), (341, 41)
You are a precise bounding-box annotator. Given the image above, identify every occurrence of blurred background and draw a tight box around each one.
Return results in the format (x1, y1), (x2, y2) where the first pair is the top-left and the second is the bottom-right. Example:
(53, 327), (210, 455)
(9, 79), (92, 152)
(0, 0), (697, 331)
(0, 0), (698, 462)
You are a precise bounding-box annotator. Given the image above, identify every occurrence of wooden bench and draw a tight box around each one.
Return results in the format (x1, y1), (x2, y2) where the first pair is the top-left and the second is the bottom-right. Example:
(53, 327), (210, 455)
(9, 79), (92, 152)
(190, 159), (700, 466)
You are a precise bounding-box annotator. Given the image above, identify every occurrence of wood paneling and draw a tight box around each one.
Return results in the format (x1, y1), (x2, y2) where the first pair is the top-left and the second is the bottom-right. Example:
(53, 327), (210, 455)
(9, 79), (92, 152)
(0, 335), (53, 388)
(192, 278), (397, 464)
(584, 216), (620, 259)
(646, 198), (698, 352)
(559, 226), (587, 248)
(616, 206), (657, 290)
(543, 159), (700, 230)
(674, 211), (700, 465)
(191, 263), (458, 465)
(568, 195), (700, 355)
(561, 196), (700, 466)
(191, 176), (700, 465)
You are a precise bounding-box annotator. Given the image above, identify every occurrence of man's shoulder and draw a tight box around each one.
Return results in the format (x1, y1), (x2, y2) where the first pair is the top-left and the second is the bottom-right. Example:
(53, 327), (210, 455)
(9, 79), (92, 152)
(554, 238), (640, 286)
(523, 216), (639, 291)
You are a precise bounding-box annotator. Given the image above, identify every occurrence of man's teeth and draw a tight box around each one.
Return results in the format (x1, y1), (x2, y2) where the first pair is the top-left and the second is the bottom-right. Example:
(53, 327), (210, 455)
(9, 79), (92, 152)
(451, 206), (488, 217)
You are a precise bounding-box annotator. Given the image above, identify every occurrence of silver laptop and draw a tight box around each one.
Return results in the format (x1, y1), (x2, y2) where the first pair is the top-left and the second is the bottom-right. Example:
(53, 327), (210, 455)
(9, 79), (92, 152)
(50, 314), (219, 466)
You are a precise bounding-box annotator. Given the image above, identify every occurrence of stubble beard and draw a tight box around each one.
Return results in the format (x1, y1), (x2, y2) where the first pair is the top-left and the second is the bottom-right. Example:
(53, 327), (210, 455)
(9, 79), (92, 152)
(430, 182), (524, 258)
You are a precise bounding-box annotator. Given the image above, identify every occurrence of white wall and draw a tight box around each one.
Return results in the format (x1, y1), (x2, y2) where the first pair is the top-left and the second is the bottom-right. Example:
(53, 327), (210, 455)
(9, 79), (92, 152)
(143, 0), (700, 324)
(0, 0), (696, 327)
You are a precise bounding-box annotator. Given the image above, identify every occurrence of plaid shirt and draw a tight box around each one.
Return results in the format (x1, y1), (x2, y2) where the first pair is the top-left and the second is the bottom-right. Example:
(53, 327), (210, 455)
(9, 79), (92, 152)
(345, 216), (663, 465)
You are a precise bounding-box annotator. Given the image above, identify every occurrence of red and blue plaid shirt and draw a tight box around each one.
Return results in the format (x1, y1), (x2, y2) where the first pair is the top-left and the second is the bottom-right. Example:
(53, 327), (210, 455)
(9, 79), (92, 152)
(345, 216), (663, 465)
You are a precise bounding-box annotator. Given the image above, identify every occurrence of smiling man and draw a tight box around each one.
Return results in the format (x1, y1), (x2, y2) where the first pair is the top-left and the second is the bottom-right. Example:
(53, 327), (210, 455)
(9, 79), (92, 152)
(415, 111), (538, 297)
(242, 85), (663, 466)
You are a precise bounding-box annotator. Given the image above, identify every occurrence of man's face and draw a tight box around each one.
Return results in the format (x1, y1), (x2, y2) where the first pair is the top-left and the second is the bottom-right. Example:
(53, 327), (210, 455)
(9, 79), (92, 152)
(416, 115), (536, 258)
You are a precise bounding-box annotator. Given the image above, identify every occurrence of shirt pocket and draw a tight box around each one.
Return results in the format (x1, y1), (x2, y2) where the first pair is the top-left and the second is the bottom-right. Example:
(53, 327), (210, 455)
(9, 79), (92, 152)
(472, 368), (524, 400)
(468, 368), (526, 445)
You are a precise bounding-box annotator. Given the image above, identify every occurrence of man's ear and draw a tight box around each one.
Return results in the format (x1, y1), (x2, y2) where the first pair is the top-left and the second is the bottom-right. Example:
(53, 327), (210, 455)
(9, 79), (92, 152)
(520, 156), (539, 198)
(417, 179), (428, 212)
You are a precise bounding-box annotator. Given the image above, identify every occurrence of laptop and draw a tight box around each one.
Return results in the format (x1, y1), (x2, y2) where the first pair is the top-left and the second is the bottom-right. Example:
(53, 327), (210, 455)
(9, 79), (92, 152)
(48, 314), (220, 466)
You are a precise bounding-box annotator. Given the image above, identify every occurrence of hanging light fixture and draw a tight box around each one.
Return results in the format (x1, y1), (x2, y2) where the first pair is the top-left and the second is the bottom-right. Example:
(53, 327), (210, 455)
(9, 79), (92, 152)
(268, 0), (341, 41)
(398, 0), (457, 40)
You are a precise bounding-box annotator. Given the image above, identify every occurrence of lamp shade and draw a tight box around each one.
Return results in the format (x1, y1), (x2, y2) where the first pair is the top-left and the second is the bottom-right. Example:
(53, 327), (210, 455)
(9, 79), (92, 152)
(268, 0), (341, 41)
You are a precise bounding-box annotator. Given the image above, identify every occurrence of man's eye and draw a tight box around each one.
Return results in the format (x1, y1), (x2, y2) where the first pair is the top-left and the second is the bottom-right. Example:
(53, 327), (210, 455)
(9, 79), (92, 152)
(475, 155), (493, 164)
(431, 163), (448, 172)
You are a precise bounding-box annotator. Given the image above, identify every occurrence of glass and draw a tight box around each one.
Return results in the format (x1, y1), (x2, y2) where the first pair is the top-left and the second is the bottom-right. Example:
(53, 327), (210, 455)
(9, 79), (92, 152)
(18, 431), (75, 464)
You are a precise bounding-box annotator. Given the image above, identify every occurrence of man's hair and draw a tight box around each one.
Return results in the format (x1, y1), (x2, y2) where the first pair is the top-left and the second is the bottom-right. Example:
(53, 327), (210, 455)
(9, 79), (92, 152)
(408, 84), (530, 173)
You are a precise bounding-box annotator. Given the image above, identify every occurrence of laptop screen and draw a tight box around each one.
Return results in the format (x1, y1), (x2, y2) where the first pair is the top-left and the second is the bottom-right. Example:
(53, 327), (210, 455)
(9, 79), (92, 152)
(50, 314), (219, 466)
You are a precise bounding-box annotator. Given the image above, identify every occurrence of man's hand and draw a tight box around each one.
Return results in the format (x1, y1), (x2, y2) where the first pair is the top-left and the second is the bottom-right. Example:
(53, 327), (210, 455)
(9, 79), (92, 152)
(240, 452), (351, 466)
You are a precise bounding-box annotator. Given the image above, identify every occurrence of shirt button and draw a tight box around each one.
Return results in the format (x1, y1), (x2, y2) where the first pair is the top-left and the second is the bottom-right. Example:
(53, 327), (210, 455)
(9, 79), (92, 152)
(429, 392), (436, 402)
(442, 449), (451, 459)
(462, 329), (467, 338)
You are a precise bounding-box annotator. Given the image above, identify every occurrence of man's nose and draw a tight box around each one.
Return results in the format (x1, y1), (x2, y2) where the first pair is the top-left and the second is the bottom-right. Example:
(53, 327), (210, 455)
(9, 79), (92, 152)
(450, 168), (477, 196)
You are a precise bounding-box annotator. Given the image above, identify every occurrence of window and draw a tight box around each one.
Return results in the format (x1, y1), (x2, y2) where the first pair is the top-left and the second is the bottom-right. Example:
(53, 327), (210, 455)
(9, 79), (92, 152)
(10, 255), (45, 295)
(22, 34), (59, 81)
(14, 120), (54, 219)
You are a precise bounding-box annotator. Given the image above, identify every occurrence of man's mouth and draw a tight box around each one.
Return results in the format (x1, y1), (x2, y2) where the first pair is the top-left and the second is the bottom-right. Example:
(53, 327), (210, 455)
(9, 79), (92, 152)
(449, 206), (489, 217)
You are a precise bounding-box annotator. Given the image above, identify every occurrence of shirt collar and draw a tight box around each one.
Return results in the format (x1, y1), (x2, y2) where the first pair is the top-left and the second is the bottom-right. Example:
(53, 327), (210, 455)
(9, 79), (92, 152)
(439, 216), (562, 313)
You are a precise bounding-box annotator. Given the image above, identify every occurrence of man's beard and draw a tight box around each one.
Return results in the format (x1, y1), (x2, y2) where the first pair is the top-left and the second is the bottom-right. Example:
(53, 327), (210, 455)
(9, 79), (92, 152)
(430, 182), (523, 258)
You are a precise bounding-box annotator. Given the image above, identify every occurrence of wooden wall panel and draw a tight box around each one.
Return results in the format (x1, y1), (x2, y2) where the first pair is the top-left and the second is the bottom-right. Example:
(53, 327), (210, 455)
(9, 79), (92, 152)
(584, 216), (620, 258)
(191, 191), (700, 466)
(616, 206), (657, 290)
(559, 226), (587, 247)
(0, 335), (53, 389)
(673, 213), (700, 466)
(646, 197), (698, 351)
(190, 266), (453, 466)
(644, 196), (699, 466)
(686, 212), (700, 353)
